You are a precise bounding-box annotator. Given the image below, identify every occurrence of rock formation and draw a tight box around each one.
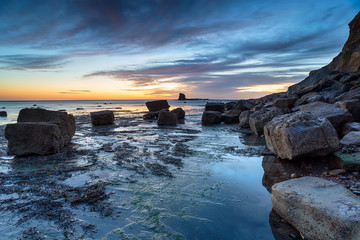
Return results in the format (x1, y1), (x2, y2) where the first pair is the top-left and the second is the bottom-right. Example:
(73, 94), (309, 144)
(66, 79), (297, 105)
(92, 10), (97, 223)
(90, 110), (114, 126)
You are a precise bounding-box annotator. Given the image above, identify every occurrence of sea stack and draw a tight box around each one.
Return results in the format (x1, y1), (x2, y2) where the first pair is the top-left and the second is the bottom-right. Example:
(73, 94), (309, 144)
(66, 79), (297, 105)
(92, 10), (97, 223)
(178, 93), (186, 100)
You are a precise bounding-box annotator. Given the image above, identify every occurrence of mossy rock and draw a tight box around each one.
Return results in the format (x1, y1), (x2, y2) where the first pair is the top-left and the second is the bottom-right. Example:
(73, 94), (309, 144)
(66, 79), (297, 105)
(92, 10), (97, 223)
(333, 152), (360, 171)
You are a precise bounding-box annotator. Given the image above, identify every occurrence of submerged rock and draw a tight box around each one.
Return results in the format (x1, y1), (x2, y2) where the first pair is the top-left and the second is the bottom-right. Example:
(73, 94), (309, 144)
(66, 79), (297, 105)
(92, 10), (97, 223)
(17, 108), (75, 145)
(145, 100), (170, 112)
(202, 111), (222, 125)
(0, 111), (7, 117)
(90, 111), (114, 126)
(264, 111), (340, 160)
(5, 122), (63, 156)
(205, 102), (225, 113)
(170, 108), (185, 119)
(271, 176), (360, 240)
(157, 110), (177, 126)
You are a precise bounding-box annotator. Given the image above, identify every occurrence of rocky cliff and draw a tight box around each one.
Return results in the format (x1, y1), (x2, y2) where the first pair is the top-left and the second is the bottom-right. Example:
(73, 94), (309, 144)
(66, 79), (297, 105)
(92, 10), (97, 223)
(288, 11), (360, 95)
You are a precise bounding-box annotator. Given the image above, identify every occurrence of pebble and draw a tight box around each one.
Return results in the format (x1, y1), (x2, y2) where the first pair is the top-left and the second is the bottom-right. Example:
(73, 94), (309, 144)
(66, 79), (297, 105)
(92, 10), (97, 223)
(329, 169), (346, 176)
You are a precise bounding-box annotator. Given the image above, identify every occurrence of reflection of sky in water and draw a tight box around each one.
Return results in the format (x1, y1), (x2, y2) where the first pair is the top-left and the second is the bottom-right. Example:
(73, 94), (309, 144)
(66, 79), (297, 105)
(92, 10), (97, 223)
(0, 100), (274, 239)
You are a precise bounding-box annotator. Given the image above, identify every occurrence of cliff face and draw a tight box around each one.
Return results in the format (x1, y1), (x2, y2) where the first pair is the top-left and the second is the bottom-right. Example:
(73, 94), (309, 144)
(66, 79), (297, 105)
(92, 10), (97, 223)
(288, 12), (360, 95)
(328, 11), (360, 73)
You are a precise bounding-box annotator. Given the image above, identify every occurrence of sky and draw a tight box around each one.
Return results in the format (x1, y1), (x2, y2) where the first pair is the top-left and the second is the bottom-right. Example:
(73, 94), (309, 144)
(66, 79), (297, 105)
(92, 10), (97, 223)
(0, 0), (359, 100)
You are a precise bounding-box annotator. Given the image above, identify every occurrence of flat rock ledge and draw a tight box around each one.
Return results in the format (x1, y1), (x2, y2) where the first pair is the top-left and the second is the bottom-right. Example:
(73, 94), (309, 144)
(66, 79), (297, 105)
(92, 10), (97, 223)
(271, 176), (360, 240)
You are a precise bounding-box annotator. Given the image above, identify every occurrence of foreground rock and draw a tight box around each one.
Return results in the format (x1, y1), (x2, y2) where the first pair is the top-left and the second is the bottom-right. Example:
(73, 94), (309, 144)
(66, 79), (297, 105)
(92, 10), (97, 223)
(145, 100), (170, 112)
(271, 177), (360, 240)
(5, 123), (63, 156)
(341, 131), (360, 146)
(17, 108), (75, 144)
(336, 99), (360, 121)
(299, 101), (352, 132)
(157, 110), (177, 126)
(90, 111), (114, 126)
(202, 111), (222, 125)
(249, 108), (289, 136)
(264, 111), (340, 160)
(205, 102), (225, 113)
(0, 111), (7, 117)
(170, 108), (185, 119)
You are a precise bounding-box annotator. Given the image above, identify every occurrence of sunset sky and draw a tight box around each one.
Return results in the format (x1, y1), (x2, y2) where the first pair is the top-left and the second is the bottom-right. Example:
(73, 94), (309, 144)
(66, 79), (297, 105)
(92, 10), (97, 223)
(0, 0), (359, 100)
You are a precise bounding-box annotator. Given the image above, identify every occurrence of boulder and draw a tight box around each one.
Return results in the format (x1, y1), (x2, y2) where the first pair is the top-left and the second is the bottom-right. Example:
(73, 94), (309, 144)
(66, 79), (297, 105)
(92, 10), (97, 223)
(336, 99), (360, 121)
(238, 110), (252, 128)
(299, 101), (352, 132)
(273, 97), (296, 108)
(178, 93), (186, 100)
(0, 111), (7, 117)
(340, 73), (359, 83)
(170, 108), (185, 119)
(342, 122), (360, 136)
(340, 131), (360, 146)
(157, 110), (177, 126)
(225, 101), (237, 111)
(335, 88), (360, 101)
(205, 102), (225, 113)
(249, 108), (289, 136)
(145, 100), (170, 112)
(202, 111), (222, 125)
(223, 100), (252, 124)
(287, 66), (330, 95)
(90, 111), (114, 126)
(264, 111), (340, 160)
(17, 108), (75, 144)
(271, 177), (360, 240)
(5, 122), (63, 156)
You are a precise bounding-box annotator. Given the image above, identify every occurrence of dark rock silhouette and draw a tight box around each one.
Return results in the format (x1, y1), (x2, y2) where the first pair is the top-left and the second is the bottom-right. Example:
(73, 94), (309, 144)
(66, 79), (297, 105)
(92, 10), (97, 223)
(146, 100), (170, 112)
(178, 93), (186, 100)
(90, 111), (114, 126)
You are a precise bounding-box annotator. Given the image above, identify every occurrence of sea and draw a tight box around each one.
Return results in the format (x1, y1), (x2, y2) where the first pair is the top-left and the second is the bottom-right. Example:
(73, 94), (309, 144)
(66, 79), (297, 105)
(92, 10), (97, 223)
(0, 100), (276, 239)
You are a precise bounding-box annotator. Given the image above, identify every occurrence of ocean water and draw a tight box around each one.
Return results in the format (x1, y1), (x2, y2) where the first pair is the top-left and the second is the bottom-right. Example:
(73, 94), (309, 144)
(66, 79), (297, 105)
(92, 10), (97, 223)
(0, 100), (275, 239)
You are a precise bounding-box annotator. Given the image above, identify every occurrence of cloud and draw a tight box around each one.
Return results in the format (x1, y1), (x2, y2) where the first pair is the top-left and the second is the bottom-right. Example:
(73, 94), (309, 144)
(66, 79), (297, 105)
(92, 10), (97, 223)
(0, 54), (69, 70)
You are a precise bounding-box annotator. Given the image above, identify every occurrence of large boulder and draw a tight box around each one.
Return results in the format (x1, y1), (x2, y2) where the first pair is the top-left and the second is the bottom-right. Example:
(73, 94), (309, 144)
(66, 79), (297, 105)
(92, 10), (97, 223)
(0, 111), (7, 117)
(17, 108), (75, 144)
(340, 131), (360, 146)
(223, 100), (253, 124)
(271, 177), (360, 240)
(90, 111), (114, 126)
(336, 99), (360, 121)
(249, 108), (289, 136)
(5, 123), (64, 156)
(202, 111), (222, 125)
(157, 110), (177, 126)
(170, 108), (185, 119)
(205, 102), (225, 113)
(238, 110), (252, 128)
(299, 101), (352, 132)
(145, 100), (170, 112)
(264, 111), (340, 160)
(273, 97), (296, 108)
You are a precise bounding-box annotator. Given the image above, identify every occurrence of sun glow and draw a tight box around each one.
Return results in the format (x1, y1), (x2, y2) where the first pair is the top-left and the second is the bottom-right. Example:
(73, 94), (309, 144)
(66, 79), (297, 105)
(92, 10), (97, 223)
(236, 83), (294, 93)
